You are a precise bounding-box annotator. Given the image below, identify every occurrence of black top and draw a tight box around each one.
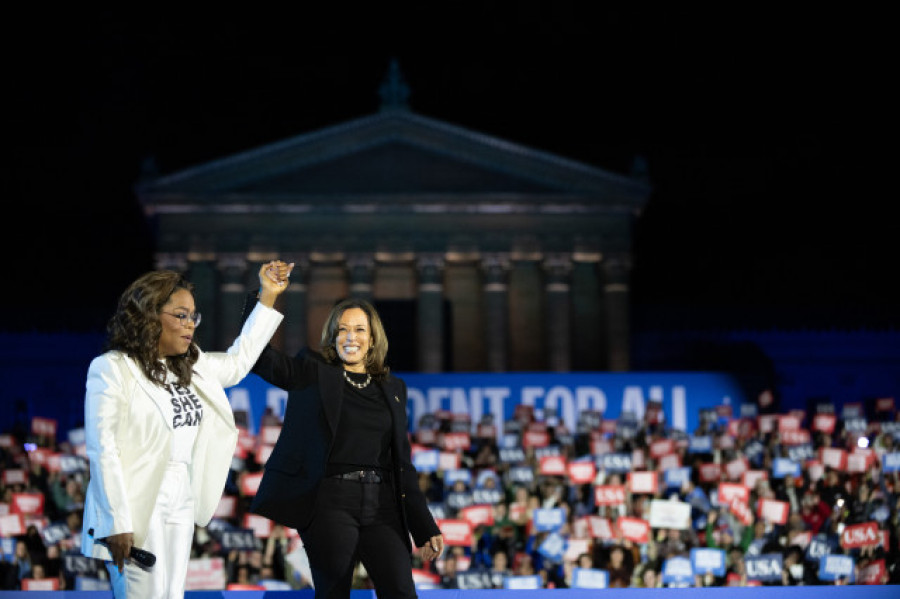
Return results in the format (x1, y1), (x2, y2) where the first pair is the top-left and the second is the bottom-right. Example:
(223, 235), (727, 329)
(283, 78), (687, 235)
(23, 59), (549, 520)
(325, 370), (393, 477)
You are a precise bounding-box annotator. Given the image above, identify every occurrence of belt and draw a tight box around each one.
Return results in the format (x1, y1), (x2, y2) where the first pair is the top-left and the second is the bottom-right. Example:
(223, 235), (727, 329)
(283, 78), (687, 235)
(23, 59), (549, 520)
(329, 469), (387, 483)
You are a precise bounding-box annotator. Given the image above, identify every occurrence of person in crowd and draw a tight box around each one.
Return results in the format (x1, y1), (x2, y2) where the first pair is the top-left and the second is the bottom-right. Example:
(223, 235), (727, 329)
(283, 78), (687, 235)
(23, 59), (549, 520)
(247, 296), (444, 598)
(80, 260), (291, 598)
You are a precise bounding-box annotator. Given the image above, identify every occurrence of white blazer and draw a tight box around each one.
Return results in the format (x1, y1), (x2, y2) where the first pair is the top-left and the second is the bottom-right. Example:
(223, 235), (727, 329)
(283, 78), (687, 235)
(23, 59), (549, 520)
(81, 302), (283, 560)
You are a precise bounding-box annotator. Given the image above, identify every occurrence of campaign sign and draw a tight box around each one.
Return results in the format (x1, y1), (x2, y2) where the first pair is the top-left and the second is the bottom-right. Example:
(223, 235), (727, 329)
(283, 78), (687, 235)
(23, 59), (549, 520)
(772, 458), (802, 479)
(214, 495), (237, 519)
(572, 568), (608, 589)
(503, 575), (543, 590)
(819, 554), (855, 582)
(742, 469), (768, 491)
(718, 483), (749, 504)
(31, 416), (57, 438)
(460, 505), (494, 529)
(599, 453), (632, 473)
(437, 519), (474, 546)
(648, 499), (691, 530)
(11, 493), (44, 516)
(806, 534), (836, 561)
(499, 447), (526, 464)
(239, 472), (263, 496)
(840, 521), (880, 549)
(506, 466), (534, 485)
(662, 556), (694, 585)
(539, 455), (567, 476)
(699, 463), (721, 483)
(875, 397), (895, 412)
(883, 452), (900, 473)
(186, 557), (227, 591)
(689, 435), (713, 453)
(617, 517), (650, 543)
(725, 457), (748, 480)
(2, 469), (26, 485)
(859, 559), (886, 585)
(813, 413), (837, 434)
(594, 485), (626, 506)
(743, 439), (765, 464)
(586, 516), (615, 540)
(533, 508), (566, 533)
(444, 468), (473, 488)
(538, 531), (567, 562)
(745, 553), (783, 582)
(628, 471), (658, 494)
(445, 491), (474, 512)
(665, 466), (691, 490)
(658, 453), (682, 471)
(439, 451), (461, 471)
(413, 448), (440, 473)
(691, 548), (726, 576)
(75, 577), (112, 591)
(220, 529), (260, 551)
(758, 499), (789, 525)
(820, 448), (848, 470)
(567, 460), (596, 484)
(40, 523), (70, 546)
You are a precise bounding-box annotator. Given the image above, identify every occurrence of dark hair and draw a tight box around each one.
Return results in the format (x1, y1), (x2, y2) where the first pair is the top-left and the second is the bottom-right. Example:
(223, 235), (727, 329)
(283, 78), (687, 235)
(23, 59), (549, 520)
(104, 270), (199, 387)
(319, 298), (389, 379)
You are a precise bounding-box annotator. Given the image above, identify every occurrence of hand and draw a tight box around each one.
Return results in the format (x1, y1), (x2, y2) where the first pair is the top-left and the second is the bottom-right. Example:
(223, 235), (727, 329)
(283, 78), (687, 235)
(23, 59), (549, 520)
(104, 532), (134, 573)
(419, 534), (444, 561)
(258, 260), (294, 307)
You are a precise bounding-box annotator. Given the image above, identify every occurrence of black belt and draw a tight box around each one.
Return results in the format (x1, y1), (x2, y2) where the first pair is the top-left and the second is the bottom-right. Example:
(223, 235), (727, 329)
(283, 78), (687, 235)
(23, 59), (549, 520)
(329, 469), (387, 483)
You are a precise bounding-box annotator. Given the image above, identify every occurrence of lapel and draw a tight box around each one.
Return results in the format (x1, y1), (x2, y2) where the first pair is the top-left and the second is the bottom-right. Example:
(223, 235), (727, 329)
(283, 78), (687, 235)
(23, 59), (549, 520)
(121, 356), (174, 430)
(376, 377), (405, 440)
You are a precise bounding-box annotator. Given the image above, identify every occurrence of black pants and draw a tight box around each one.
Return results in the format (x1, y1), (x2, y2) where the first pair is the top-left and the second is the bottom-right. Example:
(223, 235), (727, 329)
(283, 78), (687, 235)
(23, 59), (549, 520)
(300, 477), (417, 598)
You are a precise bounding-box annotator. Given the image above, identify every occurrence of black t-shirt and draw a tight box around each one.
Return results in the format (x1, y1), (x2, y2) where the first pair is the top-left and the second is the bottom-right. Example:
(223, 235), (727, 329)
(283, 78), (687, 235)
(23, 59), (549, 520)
(325, 370), (393, 476)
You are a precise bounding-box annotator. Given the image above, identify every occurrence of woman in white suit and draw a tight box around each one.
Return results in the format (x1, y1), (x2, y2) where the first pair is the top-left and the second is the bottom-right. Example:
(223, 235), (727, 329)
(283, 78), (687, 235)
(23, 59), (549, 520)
(81, 260), (292, 598)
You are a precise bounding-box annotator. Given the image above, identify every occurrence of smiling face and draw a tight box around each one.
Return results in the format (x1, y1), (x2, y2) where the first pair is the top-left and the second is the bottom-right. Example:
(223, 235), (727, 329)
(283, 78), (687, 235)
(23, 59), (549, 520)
(334, 307), (371, 373)
(158, 288), (197, 357)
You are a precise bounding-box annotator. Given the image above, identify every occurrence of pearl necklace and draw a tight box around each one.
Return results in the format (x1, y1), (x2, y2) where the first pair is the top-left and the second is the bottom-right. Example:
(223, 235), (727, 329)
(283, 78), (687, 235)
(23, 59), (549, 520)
(343, 370), (372, 389)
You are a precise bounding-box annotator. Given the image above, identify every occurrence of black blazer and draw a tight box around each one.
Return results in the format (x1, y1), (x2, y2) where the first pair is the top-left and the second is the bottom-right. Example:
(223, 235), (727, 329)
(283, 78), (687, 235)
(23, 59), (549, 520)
(247, 345), (440, 551)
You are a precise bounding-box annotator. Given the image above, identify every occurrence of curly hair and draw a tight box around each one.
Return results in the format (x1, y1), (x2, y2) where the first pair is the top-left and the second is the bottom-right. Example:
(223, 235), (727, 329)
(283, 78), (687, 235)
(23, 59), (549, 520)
(104, 270), (199, 387)
(319, 298), (390, 379)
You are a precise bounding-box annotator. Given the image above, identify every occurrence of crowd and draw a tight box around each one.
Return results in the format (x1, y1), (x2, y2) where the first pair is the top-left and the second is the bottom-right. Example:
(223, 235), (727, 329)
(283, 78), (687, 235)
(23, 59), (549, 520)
(1, 391), (899, 590)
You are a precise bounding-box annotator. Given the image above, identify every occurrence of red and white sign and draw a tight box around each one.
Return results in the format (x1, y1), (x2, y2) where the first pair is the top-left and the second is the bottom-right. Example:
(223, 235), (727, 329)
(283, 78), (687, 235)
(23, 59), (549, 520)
(807, 460), (824, 482)
(840, 521), (880, 549)
(2, 469), (27, 485)
(460, 505), (494, 529)
(21, 579), (59, 591)
(778, 414), (802, 432)
(717, 434), (735, 449)
(790, 531), (812, 548)
(725, 457), (749, 481)
(875, 397), (895, 413)
(812, 414), (837, 434)
(742, 470), (768, 490)
(718, 483), (750, 505)
(729, 497), (754, 526)
(28, 448), (51, 467)
(586, 516), (614, 540)
(539, 455), (567, 476)
(564, 537), (592, 562)
(699, 463), (721, 483)
(0, 434), (15, 448)
(780, 429), (811, 446)
(31, 417), (57, 438)
(650, 439), (675, 458)
(243, 513), (273, 537)
(758, 414), (779, 434)
(442, 432), (471, 452)
(758, 499), (789, 525)
(214, 495), (237, 519)
(11, 493), (44, 516)
(594, 485), (626, 506)
(416, 429), (437, 445)
(847, 453), (868, 473)
(859, 559), (886, 585)
(185, 557), (227, 590)
(239, 472), (263, 496)
(616, 517), (650, 544)
(255, 444), (274, 465)
(259, 425), (281, 446)
(509, 503), (527, 522)
(658, 453), (681, 471)
(820, 448), (848, 471)
(522, 430), (549, 449)
(0, 513), (26, 537)
(437, 519), (474, 546)
(412, 568), (441, 586)
(628, 471), (658, 494)
(439, 452), (461, 471)
(567, 461), (596, 484)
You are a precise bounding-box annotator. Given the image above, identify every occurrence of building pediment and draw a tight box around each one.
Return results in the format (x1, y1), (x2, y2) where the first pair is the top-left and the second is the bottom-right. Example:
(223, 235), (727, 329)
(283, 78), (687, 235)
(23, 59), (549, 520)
(137, 109), (650, 212)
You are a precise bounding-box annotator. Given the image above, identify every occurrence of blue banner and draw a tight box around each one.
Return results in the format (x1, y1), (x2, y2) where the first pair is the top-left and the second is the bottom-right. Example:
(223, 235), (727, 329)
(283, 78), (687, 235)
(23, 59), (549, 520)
(745, 553), (783, 582)
(690, 548), (726, 576)
(572, 568), (609, 589)
(662, 556), (694, 584)
(226, 371), (746, 435)
(819, 555), (855, 582)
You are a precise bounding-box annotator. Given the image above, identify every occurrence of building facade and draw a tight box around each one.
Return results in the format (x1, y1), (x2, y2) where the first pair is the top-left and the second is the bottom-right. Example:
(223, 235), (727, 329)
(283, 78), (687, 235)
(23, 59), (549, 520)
(137, 68), (651, 373)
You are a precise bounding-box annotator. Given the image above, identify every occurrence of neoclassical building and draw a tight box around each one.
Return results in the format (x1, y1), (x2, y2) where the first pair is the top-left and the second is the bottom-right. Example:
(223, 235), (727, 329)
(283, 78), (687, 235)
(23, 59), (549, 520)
(137, 63), (651, 373)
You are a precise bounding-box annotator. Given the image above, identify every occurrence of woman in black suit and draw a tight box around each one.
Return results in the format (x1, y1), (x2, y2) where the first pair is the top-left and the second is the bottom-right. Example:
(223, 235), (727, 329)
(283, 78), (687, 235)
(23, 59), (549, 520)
(247, 297), (444, 598)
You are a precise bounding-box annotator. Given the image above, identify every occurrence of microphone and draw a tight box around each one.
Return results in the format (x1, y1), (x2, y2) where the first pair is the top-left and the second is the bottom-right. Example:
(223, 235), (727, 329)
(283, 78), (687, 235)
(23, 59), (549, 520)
(88, 529), (157, 568)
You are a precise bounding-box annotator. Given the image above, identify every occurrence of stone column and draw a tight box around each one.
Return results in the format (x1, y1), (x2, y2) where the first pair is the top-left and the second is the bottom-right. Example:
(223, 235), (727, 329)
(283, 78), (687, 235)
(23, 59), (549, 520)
(571, 254), (604, 370)
(217, 255), (248, 351)
(282, 258), (309, 357)
(347, 254), (375, 302)
(482, 254), (510, 372)
(544, 254), (572, 372)
(603, 254), (632, 371)
(416, 254), (445, 373)
(185, 254), (217, 351)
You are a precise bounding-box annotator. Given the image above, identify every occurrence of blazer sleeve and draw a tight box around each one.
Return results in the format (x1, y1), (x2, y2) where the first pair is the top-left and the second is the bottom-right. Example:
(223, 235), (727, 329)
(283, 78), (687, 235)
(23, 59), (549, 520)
(201, 301), (283, 388)
(84, 354), (134, 538)
(395, 378), (442, 545)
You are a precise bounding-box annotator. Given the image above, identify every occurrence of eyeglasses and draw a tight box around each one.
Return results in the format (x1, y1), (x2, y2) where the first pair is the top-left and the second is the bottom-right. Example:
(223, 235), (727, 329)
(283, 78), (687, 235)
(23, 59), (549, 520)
(161, 311), (202, 327)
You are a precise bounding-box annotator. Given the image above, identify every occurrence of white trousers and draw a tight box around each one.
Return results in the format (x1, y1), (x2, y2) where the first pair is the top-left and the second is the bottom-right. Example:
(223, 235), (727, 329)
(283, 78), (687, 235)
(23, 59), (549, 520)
(107, 461), (195, 599)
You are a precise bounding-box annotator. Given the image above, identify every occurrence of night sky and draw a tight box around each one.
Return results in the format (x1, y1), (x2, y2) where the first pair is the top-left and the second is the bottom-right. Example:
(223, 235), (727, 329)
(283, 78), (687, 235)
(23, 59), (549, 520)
(3, 5), (891, 334)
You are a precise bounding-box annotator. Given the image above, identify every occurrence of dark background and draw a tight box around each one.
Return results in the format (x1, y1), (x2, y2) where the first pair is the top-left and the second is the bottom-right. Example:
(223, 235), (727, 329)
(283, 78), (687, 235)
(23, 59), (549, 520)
(2, 4), (891, 335)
